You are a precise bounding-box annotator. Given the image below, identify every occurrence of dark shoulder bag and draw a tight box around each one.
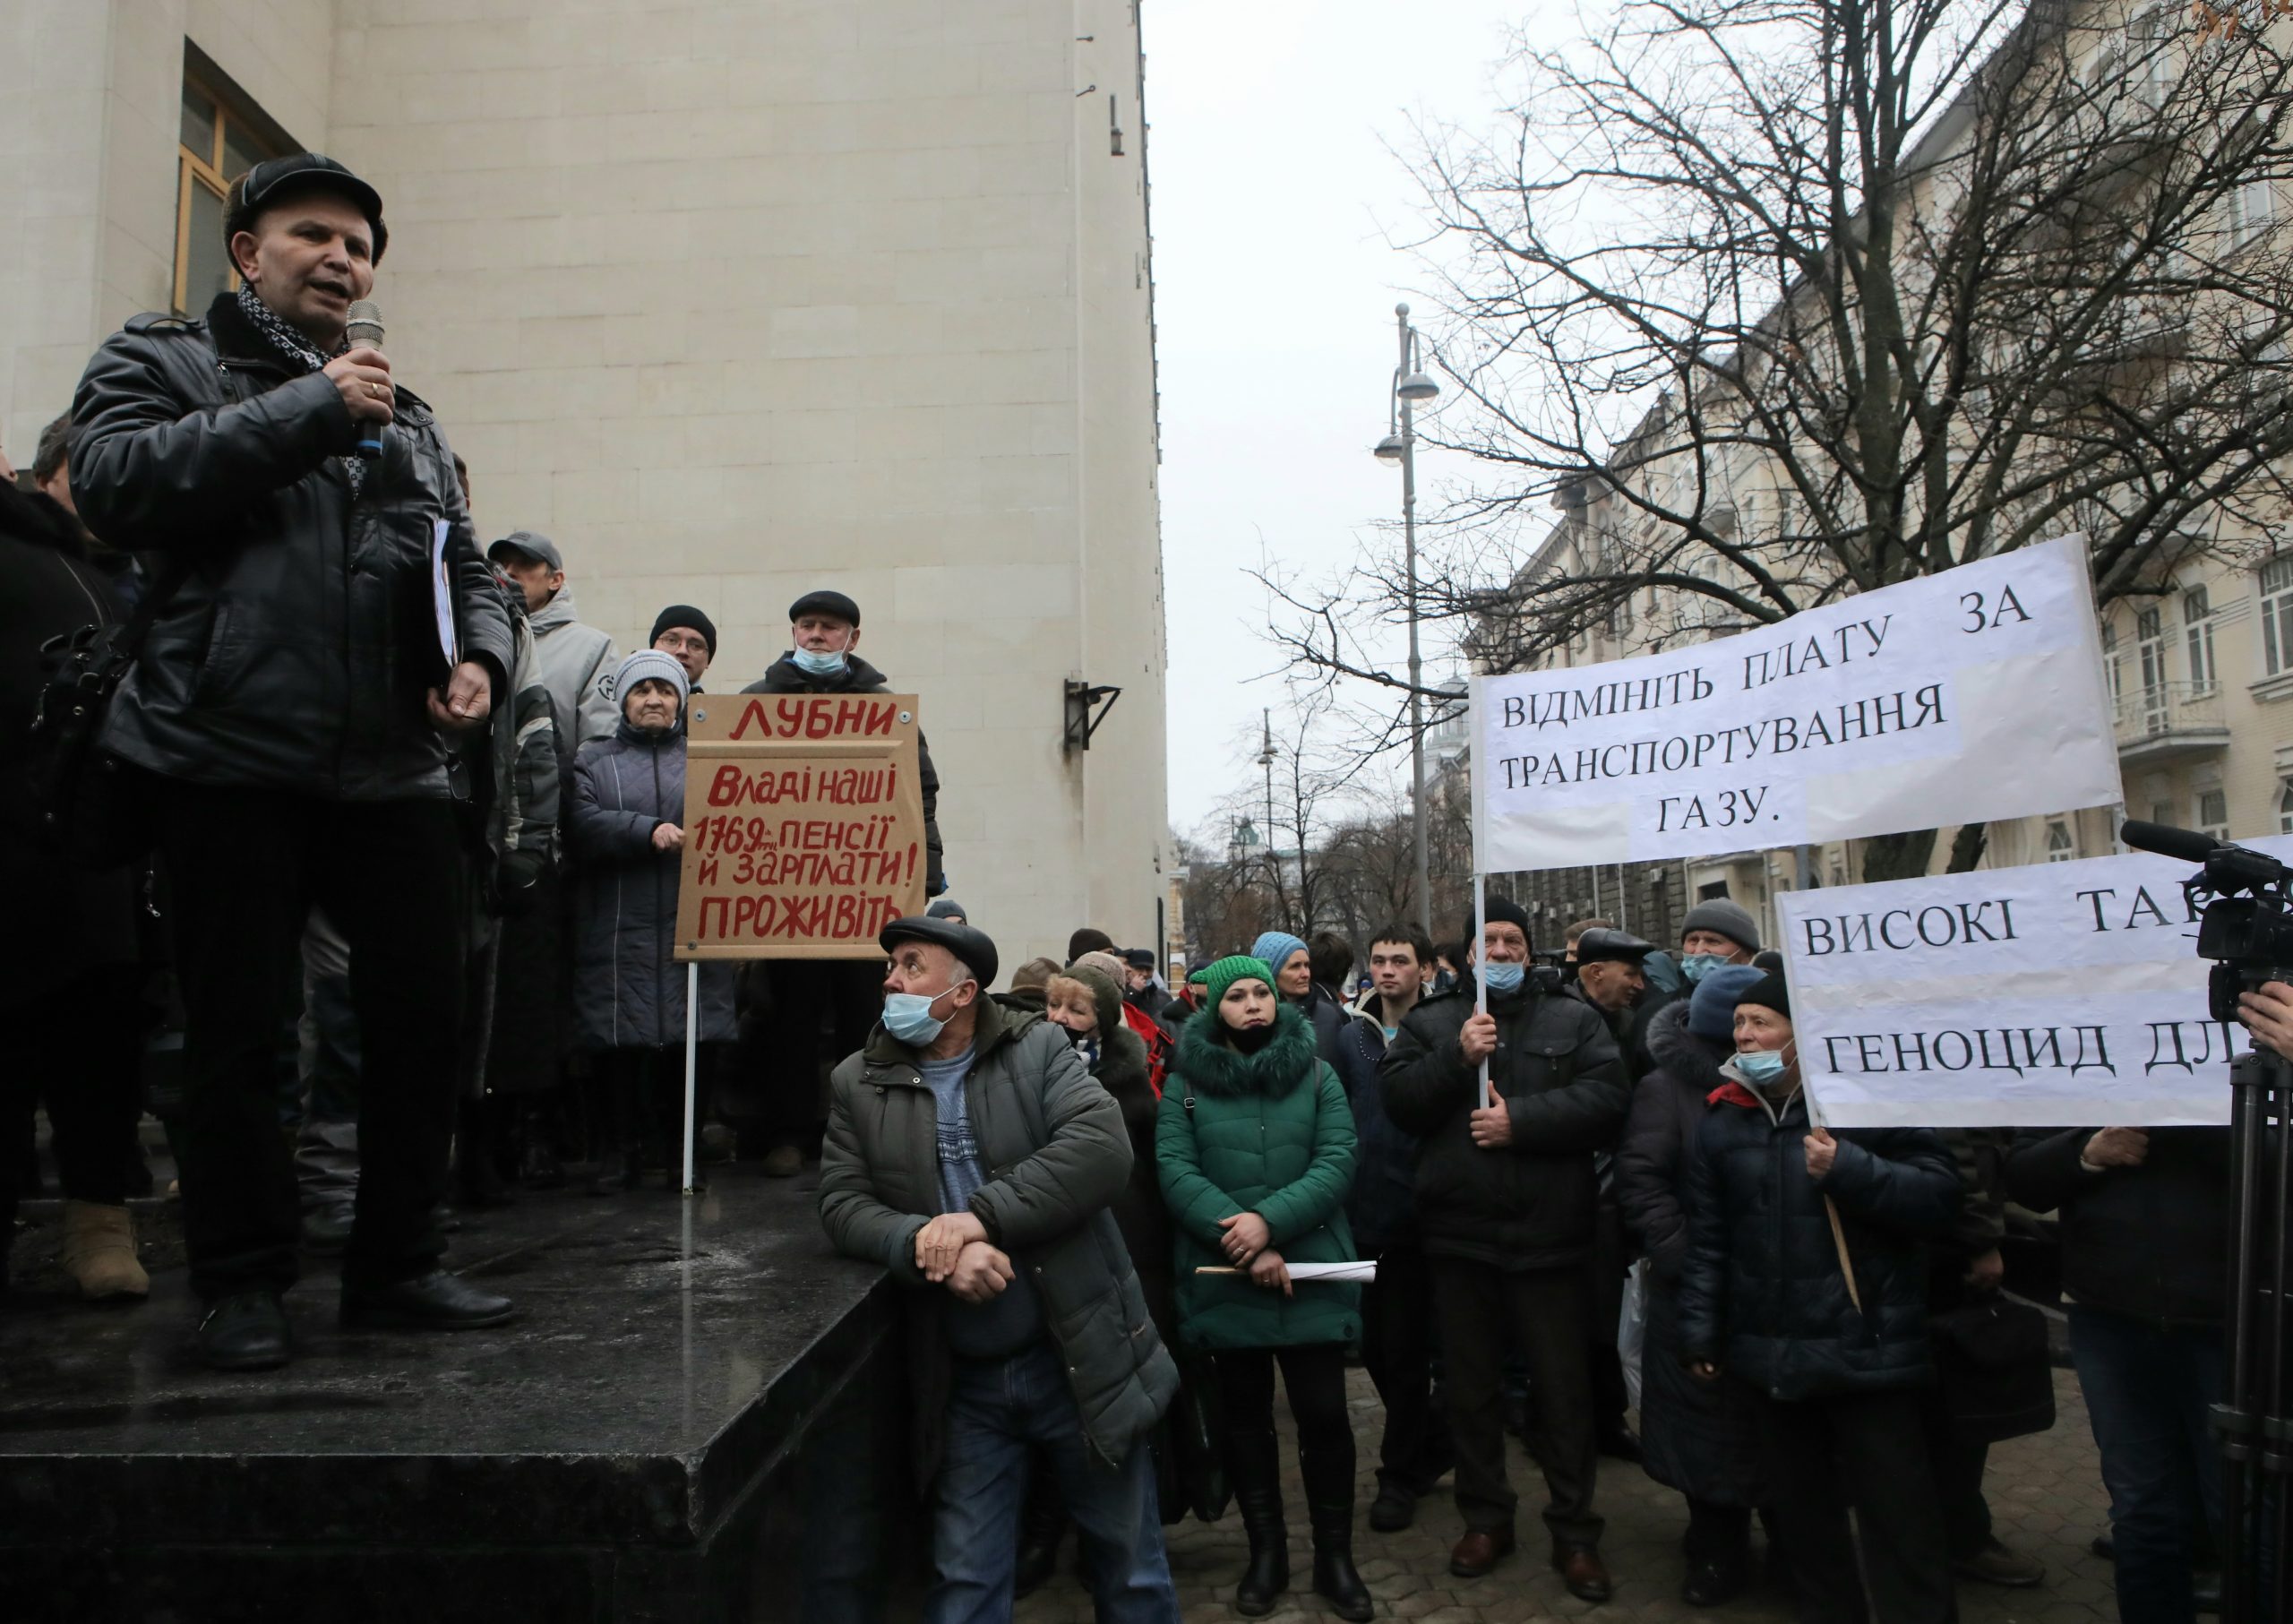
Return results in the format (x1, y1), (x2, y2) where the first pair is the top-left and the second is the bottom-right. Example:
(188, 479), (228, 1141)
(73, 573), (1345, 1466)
(27, 561), (190, 868)
(1930, 1294), (2057, 1443)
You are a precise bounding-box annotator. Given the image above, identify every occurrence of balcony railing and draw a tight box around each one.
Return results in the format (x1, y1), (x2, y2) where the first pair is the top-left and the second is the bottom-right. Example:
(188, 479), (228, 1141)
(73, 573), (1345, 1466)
(2114, 680), (2229, 757)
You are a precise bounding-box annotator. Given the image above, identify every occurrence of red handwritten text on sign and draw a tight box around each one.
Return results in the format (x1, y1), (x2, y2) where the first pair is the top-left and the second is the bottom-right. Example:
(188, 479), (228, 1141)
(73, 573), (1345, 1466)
(674, 695), (926, 960)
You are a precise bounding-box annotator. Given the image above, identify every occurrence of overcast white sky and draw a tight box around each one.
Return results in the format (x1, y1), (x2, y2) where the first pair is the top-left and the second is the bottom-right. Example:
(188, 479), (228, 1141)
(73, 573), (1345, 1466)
(1141, 0), (1540, 838)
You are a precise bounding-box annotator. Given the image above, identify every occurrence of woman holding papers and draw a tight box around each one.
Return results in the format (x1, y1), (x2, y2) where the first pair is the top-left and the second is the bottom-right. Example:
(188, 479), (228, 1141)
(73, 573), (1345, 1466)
(1157, 956), (1370, 1621)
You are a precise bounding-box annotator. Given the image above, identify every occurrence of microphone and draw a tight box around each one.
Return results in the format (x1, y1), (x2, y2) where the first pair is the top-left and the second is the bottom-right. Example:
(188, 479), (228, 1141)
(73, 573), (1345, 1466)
(344, 299), (386, 461)
(2120, 819), (2222, 864)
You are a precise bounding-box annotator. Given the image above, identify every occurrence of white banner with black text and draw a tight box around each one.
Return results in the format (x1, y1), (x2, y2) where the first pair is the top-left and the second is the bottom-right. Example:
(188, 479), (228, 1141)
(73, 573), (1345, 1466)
(1470, 535), (2121, 870)
(1773, 842), (2293, 1128)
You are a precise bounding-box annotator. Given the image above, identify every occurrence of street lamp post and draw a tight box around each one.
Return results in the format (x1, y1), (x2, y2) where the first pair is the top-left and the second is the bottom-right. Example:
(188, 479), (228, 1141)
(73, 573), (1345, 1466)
(1377, 304), (1440, 938)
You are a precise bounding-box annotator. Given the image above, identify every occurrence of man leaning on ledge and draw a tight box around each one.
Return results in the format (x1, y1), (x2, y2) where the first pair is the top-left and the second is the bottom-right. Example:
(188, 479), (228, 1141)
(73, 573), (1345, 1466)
(69, 153), (517, 1371)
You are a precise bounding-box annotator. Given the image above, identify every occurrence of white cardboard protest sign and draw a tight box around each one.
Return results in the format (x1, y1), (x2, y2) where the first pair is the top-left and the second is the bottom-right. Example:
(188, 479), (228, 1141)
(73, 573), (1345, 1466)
(1773, 841), (2293, 1128)
(1470, 535), (2120, 868)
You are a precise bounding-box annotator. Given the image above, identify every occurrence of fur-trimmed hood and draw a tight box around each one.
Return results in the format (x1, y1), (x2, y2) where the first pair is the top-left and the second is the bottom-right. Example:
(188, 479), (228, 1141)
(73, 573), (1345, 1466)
(1174, 1002), (1318, 1098)
(1645, 998), (1730, 1096)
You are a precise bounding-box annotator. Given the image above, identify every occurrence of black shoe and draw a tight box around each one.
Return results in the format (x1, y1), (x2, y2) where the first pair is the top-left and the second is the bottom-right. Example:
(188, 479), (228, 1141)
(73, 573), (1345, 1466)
(340, 1270), (515, 1330)
(300, 1204), (355, 1257)
(195, 1291), (291, 1371)
(1598, 1423), (1644, 1464)
(1684, 1558), (1747, 1607)
(520, 1137), (566, 1190)
(1369, 1479), (1418, 1533)
(1013, 1508), (1064, 1600)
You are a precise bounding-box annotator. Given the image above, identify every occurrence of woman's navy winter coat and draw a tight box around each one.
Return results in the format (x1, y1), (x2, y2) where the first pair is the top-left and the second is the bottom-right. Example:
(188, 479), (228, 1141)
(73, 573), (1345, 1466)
(1676, 1073), (1961, 1402)
(569, 720), (735, 1051)
(1613, 1001), (1765, 1507)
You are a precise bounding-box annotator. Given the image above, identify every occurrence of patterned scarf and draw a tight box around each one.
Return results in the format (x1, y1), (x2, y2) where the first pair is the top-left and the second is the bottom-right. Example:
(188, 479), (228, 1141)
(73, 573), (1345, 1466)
(234, 285), (365, 496)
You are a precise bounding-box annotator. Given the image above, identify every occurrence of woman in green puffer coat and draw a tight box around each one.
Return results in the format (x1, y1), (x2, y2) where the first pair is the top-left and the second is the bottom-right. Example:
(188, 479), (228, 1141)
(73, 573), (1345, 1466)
(1157, 956), (1370, 1622)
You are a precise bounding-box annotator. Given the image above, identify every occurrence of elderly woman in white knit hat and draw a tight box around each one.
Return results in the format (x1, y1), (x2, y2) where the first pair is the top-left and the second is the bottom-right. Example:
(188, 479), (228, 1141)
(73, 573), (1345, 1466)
(567, 649), (736, 1191)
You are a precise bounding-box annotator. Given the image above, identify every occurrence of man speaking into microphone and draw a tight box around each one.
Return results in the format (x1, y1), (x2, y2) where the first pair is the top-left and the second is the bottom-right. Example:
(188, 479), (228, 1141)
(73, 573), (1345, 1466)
(69, 152), (517, 1371)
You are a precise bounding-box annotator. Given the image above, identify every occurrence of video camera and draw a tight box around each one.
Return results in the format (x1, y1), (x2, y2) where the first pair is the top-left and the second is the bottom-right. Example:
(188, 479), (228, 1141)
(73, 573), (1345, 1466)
(2120, 819), (2293, 1023)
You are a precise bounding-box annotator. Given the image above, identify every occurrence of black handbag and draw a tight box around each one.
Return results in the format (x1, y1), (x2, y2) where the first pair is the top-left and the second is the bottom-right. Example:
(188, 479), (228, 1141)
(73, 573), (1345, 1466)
(26, 562), (187, 868)
(1930, 1295), (2057, 1444)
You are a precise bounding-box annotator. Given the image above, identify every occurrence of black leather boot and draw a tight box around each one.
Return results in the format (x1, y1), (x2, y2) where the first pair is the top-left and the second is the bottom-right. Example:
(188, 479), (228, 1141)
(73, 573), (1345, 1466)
(1302, 1442), (1372, 1621)
(1229, 1425), (1289, 1616)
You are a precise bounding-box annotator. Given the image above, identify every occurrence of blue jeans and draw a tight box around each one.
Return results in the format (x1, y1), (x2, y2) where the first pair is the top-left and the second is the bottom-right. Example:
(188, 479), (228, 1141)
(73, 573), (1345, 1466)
(927, 1341), (1178, 1624)
(2068, 1305), (2224, 1624)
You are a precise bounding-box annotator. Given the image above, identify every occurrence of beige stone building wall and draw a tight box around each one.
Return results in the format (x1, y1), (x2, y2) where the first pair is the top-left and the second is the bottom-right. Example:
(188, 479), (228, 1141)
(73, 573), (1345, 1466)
(1, 0), (1171, 970)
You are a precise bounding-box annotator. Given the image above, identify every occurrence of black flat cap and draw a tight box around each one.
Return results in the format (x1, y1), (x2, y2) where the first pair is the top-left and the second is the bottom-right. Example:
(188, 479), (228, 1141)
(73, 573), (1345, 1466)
(880, 915), (998, 989)
(487, 530), (563, 571)
(226, 153), (389, 263)
(1122, 947), (1155, 970)
(789, 589), (861, 627)
(1575, 927), (1657, 967)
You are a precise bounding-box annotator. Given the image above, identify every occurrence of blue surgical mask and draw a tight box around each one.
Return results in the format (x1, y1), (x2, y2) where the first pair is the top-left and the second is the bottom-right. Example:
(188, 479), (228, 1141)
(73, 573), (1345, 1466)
(793, 647), (849, 677)
(884, 983), (966, 1046)
(1735, 1049), (1789, 1085)
(1680, 953), (1727, 984)
(1481, 961), (1525, 994)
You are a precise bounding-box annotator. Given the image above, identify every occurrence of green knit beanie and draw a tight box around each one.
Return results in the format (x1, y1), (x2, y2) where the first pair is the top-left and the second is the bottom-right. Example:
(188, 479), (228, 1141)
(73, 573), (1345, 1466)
(1198, 955), (1275, 1006)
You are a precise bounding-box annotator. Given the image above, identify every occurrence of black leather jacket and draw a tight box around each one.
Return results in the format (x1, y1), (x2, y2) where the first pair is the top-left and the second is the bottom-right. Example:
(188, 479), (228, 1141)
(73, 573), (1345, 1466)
(70, 291), (511, 801)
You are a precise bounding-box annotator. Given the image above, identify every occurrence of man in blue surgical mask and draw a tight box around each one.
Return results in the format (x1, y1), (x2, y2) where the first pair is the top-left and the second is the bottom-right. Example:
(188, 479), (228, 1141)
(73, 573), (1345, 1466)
(1377, 897), (1628, 1603)
(817, 915), (1181, 1623)
(727, 588), (948, 1180)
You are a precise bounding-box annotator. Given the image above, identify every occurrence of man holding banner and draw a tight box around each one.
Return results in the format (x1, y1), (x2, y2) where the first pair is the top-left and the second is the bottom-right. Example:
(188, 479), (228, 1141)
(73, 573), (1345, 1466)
(1379, 897), (1626, 1599)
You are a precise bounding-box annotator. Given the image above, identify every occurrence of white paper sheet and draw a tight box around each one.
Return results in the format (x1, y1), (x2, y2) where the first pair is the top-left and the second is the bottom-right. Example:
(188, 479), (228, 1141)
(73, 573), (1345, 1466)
(431, 519), (459, 672)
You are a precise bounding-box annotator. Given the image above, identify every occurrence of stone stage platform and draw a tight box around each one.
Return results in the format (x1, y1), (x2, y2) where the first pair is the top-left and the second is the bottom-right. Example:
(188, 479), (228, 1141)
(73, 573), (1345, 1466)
(0, 1173), (917, 1622)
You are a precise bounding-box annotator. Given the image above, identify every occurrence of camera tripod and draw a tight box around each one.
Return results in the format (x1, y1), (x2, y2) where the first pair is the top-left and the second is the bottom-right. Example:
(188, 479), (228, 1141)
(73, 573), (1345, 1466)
(2217, 1043), (2290, 1624)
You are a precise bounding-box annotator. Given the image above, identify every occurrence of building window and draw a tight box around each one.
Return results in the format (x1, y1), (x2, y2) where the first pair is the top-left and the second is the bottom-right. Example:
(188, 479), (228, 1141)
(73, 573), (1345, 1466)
(2261, 555), (2293, 678)
(2229, 174), (2277, 250)
(2046, 821), (2076, 862)
(2280, 780), (2293, 834)
(2184, 585), (2216, 692)
(2136, 606), (2168, 728)
(176, 71), (279, 316)
(2102, 622), (2124, 705)
(2198, 787), (2229, 839)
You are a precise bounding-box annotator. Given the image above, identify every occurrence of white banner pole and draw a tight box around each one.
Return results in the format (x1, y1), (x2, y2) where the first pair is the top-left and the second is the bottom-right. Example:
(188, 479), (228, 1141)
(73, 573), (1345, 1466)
(683, 960), (700, 1196)
(1473, 872), (1492, 1103)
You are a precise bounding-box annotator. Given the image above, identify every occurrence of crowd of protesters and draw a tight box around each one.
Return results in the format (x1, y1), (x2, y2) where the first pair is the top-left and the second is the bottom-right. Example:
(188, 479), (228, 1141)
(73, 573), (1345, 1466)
(0, 150), (2257, 1624)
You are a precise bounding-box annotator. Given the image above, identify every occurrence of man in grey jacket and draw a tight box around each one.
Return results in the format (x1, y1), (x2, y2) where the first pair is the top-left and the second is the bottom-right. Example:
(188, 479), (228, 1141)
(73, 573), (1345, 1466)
(70, 153), (515, 1370)
(819, 915), (1180, 1624)
(488, 529), (617, 754)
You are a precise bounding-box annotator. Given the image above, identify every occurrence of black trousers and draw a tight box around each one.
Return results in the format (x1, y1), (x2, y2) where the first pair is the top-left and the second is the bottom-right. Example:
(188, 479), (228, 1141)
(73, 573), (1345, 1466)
(1585, 1199), (1630, 1430)
(1361, 1241), (1451, 1494)
(0, 968), (143, 1222)
(1431, 1256), (1603, 1546)
(154, 779), (469, 1300)
(1217, 1342), (1355, 1499)
(1756, 1388), (1957, 1624)
(1920, 1405), (1995, 1561)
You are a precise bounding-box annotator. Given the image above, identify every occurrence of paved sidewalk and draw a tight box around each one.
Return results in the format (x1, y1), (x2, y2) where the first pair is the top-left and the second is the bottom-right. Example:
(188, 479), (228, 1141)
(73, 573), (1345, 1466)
(1018, 1369), (2119, 1623)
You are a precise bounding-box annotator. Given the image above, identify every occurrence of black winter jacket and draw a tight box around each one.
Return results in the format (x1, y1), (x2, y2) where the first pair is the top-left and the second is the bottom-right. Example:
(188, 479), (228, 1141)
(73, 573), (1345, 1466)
(73, 291), (511, 800)
(1614, 1000), (1766, 1506)
(1339, 1013), (1420, 1257)
(1379, 977), (1627, 1270)
(1, 485), (140, 1001)
(742, 653), (943, 892)
(2005, 1126), (2229, 1327)
(1677, 1078), (1961, 1401)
